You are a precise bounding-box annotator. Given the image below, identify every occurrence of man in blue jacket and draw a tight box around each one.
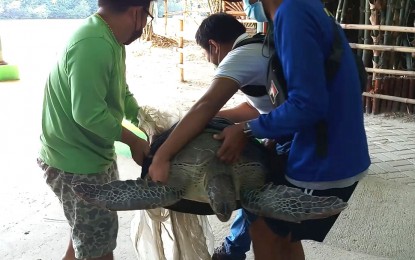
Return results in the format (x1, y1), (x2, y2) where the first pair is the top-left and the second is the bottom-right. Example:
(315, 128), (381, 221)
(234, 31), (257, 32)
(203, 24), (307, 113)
(210, 0), (371, 259)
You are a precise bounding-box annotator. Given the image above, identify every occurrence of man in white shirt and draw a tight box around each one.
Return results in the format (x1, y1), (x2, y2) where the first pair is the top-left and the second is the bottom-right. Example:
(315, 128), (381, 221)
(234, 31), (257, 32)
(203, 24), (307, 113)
(193, 13), (275, 260)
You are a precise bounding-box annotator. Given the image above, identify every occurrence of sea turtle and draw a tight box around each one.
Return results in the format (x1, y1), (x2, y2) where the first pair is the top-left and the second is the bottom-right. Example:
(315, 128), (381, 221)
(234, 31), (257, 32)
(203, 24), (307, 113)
(74, 111), (347, 223)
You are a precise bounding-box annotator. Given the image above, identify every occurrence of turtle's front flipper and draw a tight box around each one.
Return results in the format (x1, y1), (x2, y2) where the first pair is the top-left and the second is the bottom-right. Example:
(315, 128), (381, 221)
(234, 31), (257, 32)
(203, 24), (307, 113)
(241, 184), (348, 223)
(73, 179), (183, 211)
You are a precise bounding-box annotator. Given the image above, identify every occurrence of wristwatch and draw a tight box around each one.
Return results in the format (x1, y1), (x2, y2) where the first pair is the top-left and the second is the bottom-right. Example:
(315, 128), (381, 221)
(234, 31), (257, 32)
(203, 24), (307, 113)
(243, 121), (253, 138)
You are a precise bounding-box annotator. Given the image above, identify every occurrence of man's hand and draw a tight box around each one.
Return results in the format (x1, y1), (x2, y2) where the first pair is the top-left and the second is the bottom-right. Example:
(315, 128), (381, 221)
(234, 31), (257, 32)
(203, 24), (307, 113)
(130, 137), (150, 166)
(121, 126), (149, 166)
(148, 156), (171, 183)
(214, 123), (247, 164)
(262, 138), (276, 151)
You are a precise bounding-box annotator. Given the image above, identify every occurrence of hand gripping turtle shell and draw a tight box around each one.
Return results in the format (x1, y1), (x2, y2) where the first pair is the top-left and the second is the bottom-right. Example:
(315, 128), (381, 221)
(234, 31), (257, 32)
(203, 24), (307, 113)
(74, 110), (347, 223)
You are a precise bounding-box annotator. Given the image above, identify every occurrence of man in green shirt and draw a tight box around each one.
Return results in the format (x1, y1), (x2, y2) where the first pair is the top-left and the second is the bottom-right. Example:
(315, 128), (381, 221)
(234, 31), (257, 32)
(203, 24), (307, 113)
(38, 0), (154, 259)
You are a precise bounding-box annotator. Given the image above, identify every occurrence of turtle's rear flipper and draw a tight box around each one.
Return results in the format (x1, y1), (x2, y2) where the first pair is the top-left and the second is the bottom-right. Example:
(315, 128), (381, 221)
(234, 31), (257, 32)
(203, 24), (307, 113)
(73, 179), (183, 211)
(241, 184), (347, 223)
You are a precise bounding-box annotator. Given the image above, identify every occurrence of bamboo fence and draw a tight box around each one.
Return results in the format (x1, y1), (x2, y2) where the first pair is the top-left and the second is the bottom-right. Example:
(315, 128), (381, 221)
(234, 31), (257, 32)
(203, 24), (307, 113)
(333, 0), (415, 114)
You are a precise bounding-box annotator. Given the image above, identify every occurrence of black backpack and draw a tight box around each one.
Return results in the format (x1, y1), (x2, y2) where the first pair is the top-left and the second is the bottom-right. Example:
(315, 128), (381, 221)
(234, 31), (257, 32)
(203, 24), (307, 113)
(233, 18), (368, 157)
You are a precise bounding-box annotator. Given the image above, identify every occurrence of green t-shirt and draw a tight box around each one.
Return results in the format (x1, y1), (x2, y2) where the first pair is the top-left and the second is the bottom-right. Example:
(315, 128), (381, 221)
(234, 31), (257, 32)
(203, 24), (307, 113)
(39, 14), (139, 174)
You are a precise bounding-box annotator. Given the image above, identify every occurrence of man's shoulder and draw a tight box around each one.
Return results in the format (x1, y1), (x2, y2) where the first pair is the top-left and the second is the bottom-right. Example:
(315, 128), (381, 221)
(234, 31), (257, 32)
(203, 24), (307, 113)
(66, 16), (115, 50)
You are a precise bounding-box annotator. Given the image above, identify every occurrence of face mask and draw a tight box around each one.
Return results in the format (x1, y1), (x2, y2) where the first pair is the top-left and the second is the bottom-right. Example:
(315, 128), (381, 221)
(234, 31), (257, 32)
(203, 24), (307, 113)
(243, 0), (268, 22)
(124, 29), (143, 45)
(124, 10), (144, 45)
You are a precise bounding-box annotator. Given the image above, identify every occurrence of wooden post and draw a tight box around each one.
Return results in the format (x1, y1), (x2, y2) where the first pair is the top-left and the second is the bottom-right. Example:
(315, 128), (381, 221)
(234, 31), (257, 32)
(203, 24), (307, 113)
(400, 77), (410, 113)
(386, 77), (394, 112)
(372, 75), (381, 115)
(164, 0), (168, 35)
(392, 77), (403, 112)
(178, 17), (184, 82)
(364, 75), (373, 114)
(409, 78), (415, 114)
(0, 36), (7, 65)
(379, 77), (388, 113)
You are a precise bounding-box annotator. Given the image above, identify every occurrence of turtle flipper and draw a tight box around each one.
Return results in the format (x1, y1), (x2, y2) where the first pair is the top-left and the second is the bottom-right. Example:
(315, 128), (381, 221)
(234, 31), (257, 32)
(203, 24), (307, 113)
(240, 184), (348, 223)
(73, 179), (183, 211)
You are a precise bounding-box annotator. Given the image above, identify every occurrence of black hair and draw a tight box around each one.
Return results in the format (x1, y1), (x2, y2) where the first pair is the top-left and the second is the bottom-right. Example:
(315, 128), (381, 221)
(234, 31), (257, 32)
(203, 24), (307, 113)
(98, 0), (153, 13)
(195, 13), (247, 50)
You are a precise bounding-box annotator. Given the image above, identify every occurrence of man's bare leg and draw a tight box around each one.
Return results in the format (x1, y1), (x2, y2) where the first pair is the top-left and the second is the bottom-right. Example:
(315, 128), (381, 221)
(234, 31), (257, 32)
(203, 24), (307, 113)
(278, 234), (304, 260)
(62, 236), (113, 260)
(250, 217), (279, 260)
(62, 236), (75, 260)
(89, 252), (114, 260)
(250, 217), (305, 260)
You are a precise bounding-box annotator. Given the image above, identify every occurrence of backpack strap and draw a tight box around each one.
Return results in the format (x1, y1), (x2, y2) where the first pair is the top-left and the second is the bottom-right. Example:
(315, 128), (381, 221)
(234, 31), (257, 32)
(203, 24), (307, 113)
(232, 34), (270, 97)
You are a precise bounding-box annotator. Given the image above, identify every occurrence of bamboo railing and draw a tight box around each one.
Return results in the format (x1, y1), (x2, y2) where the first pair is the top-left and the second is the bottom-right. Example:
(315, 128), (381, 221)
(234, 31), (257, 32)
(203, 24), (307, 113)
(339, 22), (415, 114)
(332, 0), (415, 115)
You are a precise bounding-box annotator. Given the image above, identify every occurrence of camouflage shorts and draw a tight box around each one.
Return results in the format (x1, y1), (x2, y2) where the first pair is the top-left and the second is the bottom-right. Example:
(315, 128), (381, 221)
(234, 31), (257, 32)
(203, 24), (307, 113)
(37, 158), (119, 259)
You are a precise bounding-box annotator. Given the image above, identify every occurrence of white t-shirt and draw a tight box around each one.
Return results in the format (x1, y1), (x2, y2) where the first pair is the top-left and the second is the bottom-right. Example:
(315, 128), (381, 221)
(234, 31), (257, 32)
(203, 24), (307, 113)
(213, 33), (274, 114)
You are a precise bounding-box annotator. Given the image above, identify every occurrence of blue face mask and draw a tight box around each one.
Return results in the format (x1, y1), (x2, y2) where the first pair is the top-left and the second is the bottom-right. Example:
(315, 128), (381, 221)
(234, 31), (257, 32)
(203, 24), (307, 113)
(243, 0), (268, 22)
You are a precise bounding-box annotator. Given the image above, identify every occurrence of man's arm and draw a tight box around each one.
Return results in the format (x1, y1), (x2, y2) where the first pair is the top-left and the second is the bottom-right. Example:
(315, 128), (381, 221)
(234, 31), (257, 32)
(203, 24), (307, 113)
(124, 84), (140, 126)
(216, 102), (260, 123)
(121, 126), (149, 166)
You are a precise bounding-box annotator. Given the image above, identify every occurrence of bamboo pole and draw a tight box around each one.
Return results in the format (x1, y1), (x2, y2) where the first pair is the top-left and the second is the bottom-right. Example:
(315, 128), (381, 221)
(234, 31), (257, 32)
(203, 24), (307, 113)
(357, 0), (366, 57)
(390, 0), (403, 69)
(400, 76), (409, 112)
(164, 0), (168, 35)
(372, 75), (382, 114)
(349, 43), (415, 53)
(362, 0), (372, 110)
(178, 17), (184, 82)
(403, 38), (413, 71)
(362, 0), (373, 66)
(364, 75), (373, 113)
(380, 77), (388, 113)
(379, 0), (396, 69)
(366, 67), (415, 76)
(340, 0), (348, 24)
(369, 0), (381, 114)
(362, 92), (415, 104)
(0, 36), (7, 65)
(340, 23), (415, 33)
(391, 77), (402, 112)
(336, 0), (344, 21)
(386, 77), (394, 112)
(409, 78), (415, 113)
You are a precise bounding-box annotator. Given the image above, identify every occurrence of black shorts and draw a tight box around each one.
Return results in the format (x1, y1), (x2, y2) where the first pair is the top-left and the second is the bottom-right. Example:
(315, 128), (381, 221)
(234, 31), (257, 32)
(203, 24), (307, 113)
(245, 154), (359, 242)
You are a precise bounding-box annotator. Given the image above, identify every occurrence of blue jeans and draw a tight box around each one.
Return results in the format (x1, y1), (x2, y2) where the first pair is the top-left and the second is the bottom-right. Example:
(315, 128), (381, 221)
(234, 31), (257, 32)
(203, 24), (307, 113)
(222, 209), (251, 258)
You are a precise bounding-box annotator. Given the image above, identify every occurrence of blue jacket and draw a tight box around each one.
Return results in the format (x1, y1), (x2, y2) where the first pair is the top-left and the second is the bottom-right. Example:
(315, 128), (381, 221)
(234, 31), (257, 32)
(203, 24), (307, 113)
(249, 0), (371, 183)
